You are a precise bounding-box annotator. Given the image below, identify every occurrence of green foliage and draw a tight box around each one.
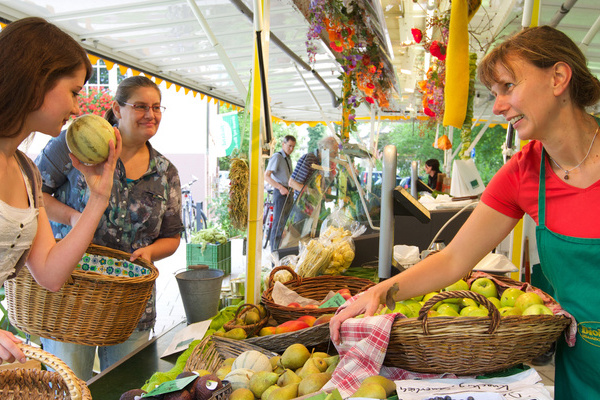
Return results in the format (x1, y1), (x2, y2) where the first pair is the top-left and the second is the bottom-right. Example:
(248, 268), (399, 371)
(471, 124), (505, 185)
(307, 124), (327, 152)
(208, 190), (246, 239)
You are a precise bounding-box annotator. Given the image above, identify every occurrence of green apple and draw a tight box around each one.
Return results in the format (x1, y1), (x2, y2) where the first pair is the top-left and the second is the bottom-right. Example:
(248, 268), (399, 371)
(500, 287), (525, 308)
(466, 307), (489, 317)
(436, 304), (460, 316)
(442, 279), (469, 304)
(437, 303), (460, 314)
(427, 309), (440, 317)
(470, 278), (498, 298)
(460, 298), (479, 309)
(422, 292), (442, 310)
(459, 305), (480, 316)
(499, 306), (522, 316)
(410, 294), (424, 302)
(487, 297), (501, 309)
(400, 300), (422, 318)
(522, 304), (553, 316)
(383, 302), (412, 317)
(514, 292), (544, 313)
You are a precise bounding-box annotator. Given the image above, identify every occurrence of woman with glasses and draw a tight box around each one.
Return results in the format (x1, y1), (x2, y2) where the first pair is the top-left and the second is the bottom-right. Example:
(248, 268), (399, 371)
(35, 75), (183, 380)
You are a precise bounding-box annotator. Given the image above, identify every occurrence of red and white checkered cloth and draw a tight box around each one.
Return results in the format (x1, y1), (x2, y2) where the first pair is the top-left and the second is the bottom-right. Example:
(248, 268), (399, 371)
(323, 272), (576, 398)
(323, 295), (457, 398)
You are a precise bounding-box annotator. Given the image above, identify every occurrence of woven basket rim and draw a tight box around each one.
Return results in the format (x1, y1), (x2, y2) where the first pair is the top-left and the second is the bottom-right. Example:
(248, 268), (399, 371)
(223, 303), (270, 337)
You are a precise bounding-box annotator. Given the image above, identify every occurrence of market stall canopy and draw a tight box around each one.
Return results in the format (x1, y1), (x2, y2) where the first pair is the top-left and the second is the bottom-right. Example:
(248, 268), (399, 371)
(1, 0), (600, 124)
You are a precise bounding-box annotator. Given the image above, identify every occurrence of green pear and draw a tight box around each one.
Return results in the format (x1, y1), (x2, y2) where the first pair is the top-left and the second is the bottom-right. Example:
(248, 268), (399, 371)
(298, 372), (332, 396)
(270, 356), (284, 374)
(223, 328), (247, 340)
(277, 369), (302, 387)
(349, 383), (387, 399)
(222, 357), (236, 367)
(230, 388), (255, 400)
(244, 310), (261, 325)
(250, 371), (279, 398)
(298, 358), (322, 379)
(280, 343), (310, 370)
(261, 385), (279, 400)
(267, 382), (298, 400)
(323, 355), (339, 367)
(361, 376), (396, 397)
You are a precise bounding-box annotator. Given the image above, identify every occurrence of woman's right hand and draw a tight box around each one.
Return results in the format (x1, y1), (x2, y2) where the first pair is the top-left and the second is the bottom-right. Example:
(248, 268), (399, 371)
(0, 330), (26, 364)
(329, 282), (388, 345)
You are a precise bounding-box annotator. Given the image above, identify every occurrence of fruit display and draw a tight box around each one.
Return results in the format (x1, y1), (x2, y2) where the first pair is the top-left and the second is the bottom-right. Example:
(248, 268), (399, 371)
(215, 342), (341, 400)
(122, 371), (225, 400)
(377, 277), (556, 319)
(66, 114), (116, 164)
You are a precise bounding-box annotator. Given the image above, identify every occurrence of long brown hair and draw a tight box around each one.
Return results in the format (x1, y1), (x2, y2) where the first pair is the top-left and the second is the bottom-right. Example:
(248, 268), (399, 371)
(104, 76), (162, 126)
(0, 17), (92, 138)
(478, 25), (600, 109)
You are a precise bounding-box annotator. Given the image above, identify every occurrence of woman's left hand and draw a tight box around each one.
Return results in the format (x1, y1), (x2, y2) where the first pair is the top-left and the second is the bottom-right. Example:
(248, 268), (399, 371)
(70, 127), (122, 200)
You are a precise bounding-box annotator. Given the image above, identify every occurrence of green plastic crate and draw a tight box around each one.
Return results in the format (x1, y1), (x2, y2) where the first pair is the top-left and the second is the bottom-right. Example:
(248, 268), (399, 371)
(186, 241), (231, 275)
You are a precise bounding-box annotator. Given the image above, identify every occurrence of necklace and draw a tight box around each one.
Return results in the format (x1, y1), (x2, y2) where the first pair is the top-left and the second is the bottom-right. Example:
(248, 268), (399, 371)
(550, 126), (599, 180)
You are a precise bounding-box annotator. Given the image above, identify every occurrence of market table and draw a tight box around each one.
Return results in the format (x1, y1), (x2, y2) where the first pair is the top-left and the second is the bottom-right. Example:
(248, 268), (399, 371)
(87, 321), (186, 399)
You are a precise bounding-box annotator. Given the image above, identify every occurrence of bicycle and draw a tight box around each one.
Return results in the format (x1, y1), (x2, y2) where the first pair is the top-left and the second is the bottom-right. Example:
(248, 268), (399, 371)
(181, 175), (208, 243)
(262, 189), (274, 249)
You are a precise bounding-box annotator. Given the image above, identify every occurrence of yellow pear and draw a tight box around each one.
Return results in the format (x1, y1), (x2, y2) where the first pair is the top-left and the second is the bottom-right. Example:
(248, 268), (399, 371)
(267, 382), (299, 400)
(269, 356), (281, 370)
(192, 369), (212, 377)
(349, 383), (387, 399)
(261, 384), (279, 400)
(256, 304), (268, 319)
(216, 365), (232, 380)
(298, 372), (332, 396)
(311, 352), (330, 359)
(361, 376), (396, 397)
(249, 371), (279, 398)
(277, 369), (302, 387)
(298, 358), (321, 379)
(222, 357), (236, 367)
(312, 357), (328, 372)
(244, 310), (261, 325)
(224, 328), (247, 340)
(280, 343), (310, 370)
(230, 388), (255, 400)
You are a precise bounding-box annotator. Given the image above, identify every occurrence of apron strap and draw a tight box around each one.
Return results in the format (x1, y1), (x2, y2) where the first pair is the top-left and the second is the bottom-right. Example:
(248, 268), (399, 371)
(538, 149), (548, 227)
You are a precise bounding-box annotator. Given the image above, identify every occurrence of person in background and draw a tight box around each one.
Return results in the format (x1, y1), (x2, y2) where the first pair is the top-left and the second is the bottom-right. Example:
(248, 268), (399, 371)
(264, 135), (296, 250)
(35, 76), (183, 380)
(0, 17), (120, 365)
(425, 158), (441, 190)
(289, 136), (339, 197)
(330, 25), (600, 399)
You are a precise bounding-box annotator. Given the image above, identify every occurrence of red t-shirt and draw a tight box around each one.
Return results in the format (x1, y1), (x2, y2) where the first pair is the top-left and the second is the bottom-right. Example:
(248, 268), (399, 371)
(481, 140), (600, 238)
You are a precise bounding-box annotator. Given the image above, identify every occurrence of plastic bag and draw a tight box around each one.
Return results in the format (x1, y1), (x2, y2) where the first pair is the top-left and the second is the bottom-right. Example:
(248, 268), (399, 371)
(320, 208), (367, 239)
(295, 237), (334, 277)
(318, 209), (366, 275)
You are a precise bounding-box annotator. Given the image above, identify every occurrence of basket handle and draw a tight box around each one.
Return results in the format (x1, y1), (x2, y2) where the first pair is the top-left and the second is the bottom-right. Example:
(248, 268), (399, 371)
(418, 290), (501, 335)
(18, 343), (86, 400)
(267, 265), (301, 289)
(233, 303), (261, 320)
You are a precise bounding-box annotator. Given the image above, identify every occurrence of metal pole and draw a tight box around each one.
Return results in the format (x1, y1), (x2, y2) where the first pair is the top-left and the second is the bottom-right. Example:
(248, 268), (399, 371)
(378, 145), (397, 280)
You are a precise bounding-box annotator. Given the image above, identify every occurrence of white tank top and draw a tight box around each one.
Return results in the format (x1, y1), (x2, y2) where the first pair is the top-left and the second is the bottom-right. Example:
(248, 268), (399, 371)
(0, 167), (38, 285)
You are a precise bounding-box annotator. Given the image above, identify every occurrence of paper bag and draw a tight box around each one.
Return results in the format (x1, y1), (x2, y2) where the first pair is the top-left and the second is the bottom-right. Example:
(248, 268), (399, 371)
(450, 159), (485, 197)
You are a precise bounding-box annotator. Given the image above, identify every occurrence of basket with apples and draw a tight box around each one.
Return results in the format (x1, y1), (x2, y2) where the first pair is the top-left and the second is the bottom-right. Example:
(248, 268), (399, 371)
(382, 272), (571, 375)
(261, 265), (374, 324)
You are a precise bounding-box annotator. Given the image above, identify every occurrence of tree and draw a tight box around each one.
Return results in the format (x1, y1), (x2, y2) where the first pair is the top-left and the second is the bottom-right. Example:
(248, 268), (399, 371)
(307, 124), (327, 152)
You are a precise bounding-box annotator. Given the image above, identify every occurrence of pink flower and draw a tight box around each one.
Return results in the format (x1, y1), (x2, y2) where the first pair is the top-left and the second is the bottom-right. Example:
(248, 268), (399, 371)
(411, 28), (423, 43)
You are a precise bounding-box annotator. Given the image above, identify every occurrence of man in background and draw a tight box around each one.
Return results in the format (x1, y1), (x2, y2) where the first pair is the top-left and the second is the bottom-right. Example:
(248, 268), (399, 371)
(289, 136), (338, 197)
(264, 135), (296, 250)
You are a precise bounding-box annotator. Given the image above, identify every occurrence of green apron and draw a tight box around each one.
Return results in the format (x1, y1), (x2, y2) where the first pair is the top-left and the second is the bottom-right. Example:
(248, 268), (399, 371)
(536, 150), (600, 399)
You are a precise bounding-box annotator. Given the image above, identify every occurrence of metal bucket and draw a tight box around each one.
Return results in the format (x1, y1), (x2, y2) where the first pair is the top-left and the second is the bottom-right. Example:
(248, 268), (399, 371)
(175, 269), (225, 324)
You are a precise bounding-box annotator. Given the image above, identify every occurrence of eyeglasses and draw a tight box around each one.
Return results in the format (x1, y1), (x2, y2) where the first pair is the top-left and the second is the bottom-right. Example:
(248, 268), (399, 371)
(122, 102), (166, 114)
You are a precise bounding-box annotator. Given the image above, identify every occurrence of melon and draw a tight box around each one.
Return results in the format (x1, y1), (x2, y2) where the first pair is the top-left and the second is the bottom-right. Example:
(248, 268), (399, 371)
(231, 350), (272, 373)
(224, 368), (254, 391)
(66, 114), (115, 164)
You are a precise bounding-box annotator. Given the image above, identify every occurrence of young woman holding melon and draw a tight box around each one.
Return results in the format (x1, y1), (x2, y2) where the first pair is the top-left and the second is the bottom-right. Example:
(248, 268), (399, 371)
(35, 75), (183, 379)
(331, 26), (600, 399)
(0, 18), (121, 365)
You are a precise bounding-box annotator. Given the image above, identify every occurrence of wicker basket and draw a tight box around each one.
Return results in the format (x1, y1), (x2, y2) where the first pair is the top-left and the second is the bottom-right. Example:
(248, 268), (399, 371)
(244, 322), (333, 354)
(0, 343), (91, 400)
(261, 265), (374, 324)
(184, 335), (279, 373)
(223, 303), (270, 337)
(383, 287), (571, 375)
(4, 243), (158, 346)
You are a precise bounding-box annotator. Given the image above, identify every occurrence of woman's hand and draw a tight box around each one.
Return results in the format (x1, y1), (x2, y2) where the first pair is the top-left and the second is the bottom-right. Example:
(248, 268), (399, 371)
(0, 330), (25, 364)
(70, 127), (122, 201)
(329, 283), (388, 345)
